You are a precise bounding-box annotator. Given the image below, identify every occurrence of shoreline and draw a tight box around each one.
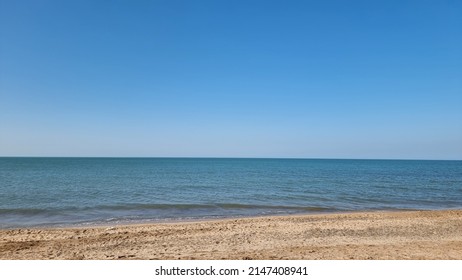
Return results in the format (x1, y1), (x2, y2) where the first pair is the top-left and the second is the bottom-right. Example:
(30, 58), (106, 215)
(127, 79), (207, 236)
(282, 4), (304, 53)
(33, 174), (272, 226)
(68, 207), (458, 229)
(1, 209), (461, 260)
(4, 207), (459, 230)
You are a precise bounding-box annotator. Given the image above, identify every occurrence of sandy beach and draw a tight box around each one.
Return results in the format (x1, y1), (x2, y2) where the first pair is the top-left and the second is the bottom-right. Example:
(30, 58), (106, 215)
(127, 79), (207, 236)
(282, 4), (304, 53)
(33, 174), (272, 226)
(1, 210), (461, 260)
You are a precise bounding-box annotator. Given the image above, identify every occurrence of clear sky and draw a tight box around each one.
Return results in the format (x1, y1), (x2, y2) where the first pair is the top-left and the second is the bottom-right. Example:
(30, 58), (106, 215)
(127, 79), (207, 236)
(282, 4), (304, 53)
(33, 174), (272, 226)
(1, 0), (461, 159)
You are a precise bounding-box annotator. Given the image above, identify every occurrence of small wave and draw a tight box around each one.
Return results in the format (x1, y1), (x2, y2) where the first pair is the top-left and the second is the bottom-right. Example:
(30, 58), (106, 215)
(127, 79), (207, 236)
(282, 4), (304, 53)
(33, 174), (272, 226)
(0, 203), (334, 215)
(0, 208), (58, 215)
(87, 203), (335, 212)
(214, 203), (332, 212)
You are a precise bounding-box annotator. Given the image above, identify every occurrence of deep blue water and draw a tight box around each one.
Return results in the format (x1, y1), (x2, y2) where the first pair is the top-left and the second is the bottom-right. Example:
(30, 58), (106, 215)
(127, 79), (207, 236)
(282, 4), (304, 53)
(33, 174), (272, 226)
(0, 158), (461, 228)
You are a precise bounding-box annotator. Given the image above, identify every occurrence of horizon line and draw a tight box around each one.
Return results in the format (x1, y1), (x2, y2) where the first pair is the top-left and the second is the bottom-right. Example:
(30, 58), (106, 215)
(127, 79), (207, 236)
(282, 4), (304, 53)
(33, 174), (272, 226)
(0, 156), (460, 161)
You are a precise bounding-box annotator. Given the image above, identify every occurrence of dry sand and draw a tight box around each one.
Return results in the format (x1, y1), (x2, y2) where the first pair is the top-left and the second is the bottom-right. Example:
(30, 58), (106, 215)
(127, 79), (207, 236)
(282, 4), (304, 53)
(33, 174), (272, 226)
(1, 210), (461, 260)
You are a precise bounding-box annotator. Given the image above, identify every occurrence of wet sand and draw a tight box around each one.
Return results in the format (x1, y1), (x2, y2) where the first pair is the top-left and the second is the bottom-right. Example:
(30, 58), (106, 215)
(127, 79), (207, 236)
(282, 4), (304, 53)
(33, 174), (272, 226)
(1, 210), (461, 260)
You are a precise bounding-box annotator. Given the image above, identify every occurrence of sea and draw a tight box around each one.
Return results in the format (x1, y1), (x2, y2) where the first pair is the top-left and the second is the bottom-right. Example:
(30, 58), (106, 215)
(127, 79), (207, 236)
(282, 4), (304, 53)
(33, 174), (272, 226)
(0, 157), (461, 229)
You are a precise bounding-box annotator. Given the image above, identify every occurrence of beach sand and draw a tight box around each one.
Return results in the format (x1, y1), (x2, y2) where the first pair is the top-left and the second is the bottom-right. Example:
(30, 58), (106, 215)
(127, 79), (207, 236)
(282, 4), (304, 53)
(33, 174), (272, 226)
(1, 210), (461, 260)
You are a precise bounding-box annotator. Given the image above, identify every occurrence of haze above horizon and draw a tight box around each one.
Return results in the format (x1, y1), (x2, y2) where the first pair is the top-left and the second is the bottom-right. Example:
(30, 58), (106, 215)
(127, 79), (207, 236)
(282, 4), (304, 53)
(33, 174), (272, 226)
(1, 0), (461, 160)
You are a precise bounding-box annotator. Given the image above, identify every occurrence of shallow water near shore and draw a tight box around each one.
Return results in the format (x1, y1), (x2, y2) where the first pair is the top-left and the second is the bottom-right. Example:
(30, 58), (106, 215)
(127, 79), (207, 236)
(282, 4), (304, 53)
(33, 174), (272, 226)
(0, 158), (461, 228)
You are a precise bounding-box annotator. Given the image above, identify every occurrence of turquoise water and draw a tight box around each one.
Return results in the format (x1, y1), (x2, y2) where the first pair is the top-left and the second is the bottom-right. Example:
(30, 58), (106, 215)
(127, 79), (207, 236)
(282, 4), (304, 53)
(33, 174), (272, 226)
(0, 158), (461, 228)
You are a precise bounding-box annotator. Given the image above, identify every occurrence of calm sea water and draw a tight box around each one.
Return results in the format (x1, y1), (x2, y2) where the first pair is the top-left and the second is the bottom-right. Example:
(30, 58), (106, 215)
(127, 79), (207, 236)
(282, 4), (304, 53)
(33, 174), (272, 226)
(0, 158), (461, 228)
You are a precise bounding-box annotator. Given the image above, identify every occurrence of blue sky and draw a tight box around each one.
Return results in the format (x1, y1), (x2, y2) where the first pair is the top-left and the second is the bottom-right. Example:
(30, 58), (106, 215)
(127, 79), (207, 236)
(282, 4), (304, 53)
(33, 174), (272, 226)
(1, 0), (461, 159)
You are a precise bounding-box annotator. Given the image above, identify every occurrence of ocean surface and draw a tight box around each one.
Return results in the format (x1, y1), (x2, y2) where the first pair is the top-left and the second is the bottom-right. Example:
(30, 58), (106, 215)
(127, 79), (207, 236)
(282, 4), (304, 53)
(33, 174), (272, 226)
(0, 158), (461, 228)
